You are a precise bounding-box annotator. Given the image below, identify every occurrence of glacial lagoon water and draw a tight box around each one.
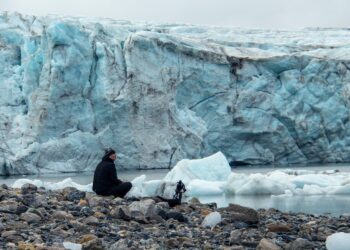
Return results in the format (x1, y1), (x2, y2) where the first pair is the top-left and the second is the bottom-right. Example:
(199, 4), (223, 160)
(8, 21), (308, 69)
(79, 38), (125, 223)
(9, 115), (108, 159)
(1, 164), (350, 216)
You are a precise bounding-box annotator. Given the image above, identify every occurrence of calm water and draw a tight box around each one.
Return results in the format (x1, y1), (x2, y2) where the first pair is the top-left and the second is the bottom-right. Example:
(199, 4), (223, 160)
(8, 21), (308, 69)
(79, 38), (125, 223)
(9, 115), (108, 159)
(1, 164), (350, 216)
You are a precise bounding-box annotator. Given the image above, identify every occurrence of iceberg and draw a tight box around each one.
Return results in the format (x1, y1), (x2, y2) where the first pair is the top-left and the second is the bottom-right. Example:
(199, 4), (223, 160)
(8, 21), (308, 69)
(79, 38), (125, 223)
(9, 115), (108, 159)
(1, 12), (350, 174)
(163, 151), (231, 184)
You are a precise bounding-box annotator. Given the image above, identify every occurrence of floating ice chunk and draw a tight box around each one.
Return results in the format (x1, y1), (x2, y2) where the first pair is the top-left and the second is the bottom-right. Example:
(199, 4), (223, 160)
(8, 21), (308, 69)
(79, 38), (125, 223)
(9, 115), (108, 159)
(163, 152), (231, 185)
(226, 173), (289, 195)
(202, 212), (221, 228)
(326, 232), (350, 250)
(292, 174), (339, 188)
(126, 175), (163, 197)
(143, 180), (162, 197)
(126, 175), (147, 197)
(12, 178), (92, 192)
(328, 184), (350, 195)
(63, 242), (82, 250)
(187, 179), (226, 196)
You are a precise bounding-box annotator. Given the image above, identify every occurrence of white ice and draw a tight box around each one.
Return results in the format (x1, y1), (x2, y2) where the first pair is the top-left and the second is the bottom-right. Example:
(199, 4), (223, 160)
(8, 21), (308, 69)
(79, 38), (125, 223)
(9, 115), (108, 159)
(163, 151), (231, 185)
(202, 211), (221, 228)
(11, 152), (350, 199)
(12, 177), (92, 192)
(326, 232), (350, 250)
(63, 242), (82, 250)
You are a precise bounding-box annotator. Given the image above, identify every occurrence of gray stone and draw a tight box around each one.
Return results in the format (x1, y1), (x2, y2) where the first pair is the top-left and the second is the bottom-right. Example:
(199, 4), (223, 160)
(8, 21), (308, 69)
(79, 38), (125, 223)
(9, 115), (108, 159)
(267, 223), (292, 232)
(230, 229), (242, 244)
(67, 190), (86, 202)
(129, 199), (158, 219)
(82, 238), (104, 250)
(1, 230), (17, 238)
(108, 239), (130, 250)
(20, 212), (41, 223)
(80, 206), (94, 216)
(84, 216), (99, 225)
(286, 238), (314, 250)
(88, 196), (106, 207)
(220, 203), (259, 224)
(21, 183), (38, 194)
(257, 238), (282, 250)
(52, 211), (74, 220)
(110, 206), (131, 221)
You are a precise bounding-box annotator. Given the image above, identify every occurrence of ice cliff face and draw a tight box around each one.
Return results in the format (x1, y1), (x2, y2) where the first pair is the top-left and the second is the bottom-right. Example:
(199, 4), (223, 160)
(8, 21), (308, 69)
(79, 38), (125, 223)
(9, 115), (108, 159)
(1, 12), (350, 174)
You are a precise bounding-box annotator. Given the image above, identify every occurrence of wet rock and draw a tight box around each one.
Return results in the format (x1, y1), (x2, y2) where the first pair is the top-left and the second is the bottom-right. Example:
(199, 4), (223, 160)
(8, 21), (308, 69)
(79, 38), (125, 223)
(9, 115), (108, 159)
(69, 220), (87, 231)
(117, 230), (130, 238)
(78, 199), (88, 207)
(80, 206), (94, 216)
(6, 242), (17, 250)
(87, 196), (105, 207)
(167, 211), (188, 223)
(1, 230), (22, 242)
(18, 242), (36, 250)
(109, 239), (129, 250)
(230, 229), (242, 244)
(112, 197), (124, 205)
(82, 239), (103, 250)
(164, 238), (179, 248)
(286, 238), (314, 250)
(93, 211), (106, 218)
(129, 199), (158, 219)
(267, 223), (292, 232)
(15, 205), (28, 215)
(233, 221), (249, 229)
(21, 194), (47, 208)
(20, 212), (41, 223)
(79, 234), (97, 244)
(178, 237), (195, 247)
(67, 190), (86, 202)
(84, 216), (99, 225)
(220, 204), (259, 224)
(21, 183), (38, 194)
(110, 206), (131, 221)
(242, 240), (260, 248)
(52, 211), (74, 220)
(0, 200), (20, 213)
(1, 230), (17, 238)
(257, 238), (282, 250)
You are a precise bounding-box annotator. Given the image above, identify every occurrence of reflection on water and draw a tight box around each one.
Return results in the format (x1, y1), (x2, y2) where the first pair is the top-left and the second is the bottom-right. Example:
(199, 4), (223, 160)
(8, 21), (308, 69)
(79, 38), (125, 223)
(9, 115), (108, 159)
(1, 166), (350, 216)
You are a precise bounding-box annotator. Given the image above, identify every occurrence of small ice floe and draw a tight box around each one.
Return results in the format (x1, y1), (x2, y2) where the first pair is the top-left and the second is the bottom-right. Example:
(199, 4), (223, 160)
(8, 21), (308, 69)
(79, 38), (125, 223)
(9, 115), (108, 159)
(202, 211), (221, 228)
(12, 178), (92, 192)
(63, 241), (82, 250)
(326, 232), (350, 250)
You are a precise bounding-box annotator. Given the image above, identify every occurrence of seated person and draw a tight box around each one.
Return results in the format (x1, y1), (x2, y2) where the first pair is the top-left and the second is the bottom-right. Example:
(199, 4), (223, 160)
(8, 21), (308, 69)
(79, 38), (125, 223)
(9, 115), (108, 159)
(93, 149), (132, 198)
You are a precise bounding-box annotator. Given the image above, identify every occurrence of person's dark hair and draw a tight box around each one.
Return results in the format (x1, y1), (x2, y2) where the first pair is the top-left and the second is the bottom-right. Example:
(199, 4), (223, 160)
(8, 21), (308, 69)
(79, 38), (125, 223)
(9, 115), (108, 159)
(103, 148), (116, 159)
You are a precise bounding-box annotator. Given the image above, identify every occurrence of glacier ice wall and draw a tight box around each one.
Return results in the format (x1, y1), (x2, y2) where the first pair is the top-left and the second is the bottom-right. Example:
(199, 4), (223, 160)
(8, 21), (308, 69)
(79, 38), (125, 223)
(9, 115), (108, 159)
(1, 12), (350, 174)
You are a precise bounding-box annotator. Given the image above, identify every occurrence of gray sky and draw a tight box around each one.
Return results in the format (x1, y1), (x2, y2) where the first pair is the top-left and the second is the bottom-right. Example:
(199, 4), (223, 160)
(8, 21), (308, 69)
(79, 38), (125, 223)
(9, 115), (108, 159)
(0, 0), (349, 29)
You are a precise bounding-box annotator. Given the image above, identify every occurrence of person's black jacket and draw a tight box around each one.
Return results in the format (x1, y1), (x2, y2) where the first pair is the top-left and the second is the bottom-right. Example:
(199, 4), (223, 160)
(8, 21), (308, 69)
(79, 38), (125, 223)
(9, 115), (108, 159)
(92, 156), (122, 195)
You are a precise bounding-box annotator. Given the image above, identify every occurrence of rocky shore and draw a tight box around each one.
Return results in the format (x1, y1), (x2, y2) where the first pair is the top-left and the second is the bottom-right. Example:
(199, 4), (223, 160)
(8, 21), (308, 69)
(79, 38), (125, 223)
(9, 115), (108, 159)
(0, 183), (348, 250)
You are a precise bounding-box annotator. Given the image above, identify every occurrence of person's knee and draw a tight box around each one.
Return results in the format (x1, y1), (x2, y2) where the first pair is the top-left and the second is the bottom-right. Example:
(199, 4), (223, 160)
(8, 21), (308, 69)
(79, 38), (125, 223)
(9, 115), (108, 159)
(126, 182), (132, 190)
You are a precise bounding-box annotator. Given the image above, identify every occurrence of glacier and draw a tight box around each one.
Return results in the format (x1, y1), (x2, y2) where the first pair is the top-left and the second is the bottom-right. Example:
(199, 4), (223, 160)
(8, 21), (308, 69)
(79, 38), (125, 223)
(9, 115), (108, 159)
(1, 11), (350, 174)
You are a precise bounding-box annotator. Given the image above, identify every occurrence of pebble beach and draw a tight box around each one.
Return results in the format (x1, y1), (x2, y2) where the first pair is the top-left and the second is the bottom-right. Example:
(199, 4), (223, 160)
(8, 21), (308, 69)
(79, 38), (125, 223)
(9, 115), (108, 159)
(0, 183), (349, 249)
